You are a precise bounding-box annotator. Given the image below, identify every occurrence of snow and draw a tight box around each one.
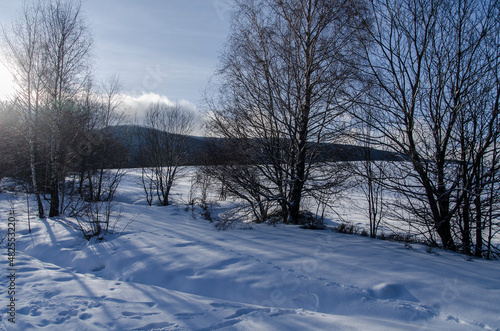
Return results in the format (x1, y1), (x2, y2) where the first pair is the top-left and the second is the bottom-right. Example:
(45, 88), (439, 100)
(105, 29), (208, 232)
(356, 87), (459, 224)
(1, 169), (499, 330)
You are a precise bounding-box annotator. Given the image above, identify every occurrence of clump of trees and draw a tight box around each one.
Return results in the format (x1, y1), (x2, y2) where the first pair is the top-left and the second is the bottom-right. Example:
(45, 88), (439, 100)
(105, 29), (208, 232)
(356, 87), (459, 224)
(1, 0), (127, 239)
(354, 0), (500, 257)
(204, 0), (500, 258)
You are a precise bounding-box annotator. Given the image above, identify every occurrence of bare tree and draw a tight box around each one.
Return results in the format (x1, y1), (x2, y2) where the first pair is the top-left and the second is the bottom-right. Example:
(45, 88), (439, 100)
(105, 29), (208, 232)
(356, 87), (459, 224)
(41, 0), (93, 217)
(3, 0), (93, 217)
(206, 0), (368, 224)
(454, 16), (500, 256)
(350, 109), (388, 238)
(140, 102), (195, 206)
(2, 1), (46, 217)
(357, 0), (500, 251)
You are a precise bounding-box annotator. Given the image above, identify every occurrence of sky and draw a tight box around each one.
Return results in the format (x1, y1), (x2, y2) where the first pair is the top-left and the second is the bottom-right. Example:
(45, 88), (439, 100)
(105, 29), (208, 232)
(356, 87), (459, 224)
(0, 0), (233, 117)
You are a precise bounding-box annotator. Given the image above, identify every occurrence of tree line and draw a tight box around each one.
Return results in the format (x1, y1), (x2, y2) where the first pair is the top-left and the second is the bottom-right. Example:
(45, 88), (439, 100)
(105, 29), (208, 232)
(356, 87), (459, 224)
(1, 0), (499, 258)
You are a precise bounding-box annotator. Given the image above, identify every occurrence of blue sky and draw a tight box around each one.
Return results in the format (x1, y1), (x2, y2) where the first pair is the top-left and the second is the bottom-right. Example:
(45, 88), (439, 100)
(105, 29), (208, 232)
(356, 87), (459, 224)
(0, 0), (233, 111)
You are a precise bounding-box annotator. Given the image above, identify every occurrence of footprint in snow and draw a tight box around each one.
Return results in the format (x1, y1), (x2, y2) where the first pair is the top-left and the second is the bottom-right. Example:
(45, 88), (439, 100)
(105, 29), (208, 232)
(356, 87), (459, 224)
(16, 306), (32, 316)
(91, 265), (105, 272)
(79, 312), (92, 320)
(58, 309), (79, 317)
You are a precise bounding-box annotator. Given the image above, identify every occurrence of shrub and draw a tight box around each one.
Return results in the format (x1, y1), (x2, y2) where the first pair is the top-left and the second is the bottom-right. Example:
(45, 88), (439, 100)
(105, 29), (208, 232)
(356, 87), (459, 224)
(299, 210), (326, 230)
(335, 222), (359, 235)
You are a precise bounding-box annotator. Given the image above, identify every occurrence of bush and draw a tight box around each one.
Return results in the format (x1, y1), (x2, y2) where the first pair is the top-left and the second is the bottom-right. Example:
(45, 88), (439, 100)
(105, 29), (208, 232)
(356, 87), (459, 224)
(378, 232), (415, 243)
(334, 222), (359, 235)
(74, 200), (133, 240)
(298, 210), (326, 230)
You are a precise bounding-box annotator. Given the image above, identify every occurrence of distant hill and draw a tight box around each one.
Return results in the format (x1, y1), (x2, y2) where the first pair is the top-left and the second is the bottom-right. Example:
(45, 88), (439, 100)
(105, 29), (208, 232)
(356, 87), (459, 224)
(106, 125), (404, 168)
(106, 125), (210, 167)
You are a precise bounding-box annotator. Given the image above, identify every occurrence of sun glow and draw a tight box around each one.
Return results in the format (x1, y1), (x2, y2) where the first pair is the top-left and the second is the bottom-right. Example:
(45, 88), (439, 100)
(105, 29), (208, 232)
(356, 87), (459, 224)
(0, 62), (15, 101)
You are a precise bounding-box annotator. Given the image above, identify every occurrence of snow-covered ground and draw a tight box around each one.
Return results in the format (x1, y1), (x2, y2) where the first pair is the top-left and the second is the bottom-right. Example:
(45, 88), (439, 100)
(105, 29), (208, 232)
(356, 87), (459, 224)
(1, 169), (499, 330)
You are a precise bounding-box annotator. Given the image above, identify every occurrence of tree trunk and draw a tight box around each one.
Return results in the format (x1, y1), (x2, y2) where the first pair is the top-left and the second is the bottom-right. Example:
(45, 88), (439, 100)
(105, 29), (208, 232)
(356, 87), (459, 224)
(462, 194), (471, 255)
(436, 219), (455, 251)
(164, 184), (171, 206)
(288, 104), (309, 224)
(437, 198), (455, 250)
(29, 136), (45, 218)
(288, 12), (313, 224)
(474, 166), (483, 257)
(49, 180), (60, 217)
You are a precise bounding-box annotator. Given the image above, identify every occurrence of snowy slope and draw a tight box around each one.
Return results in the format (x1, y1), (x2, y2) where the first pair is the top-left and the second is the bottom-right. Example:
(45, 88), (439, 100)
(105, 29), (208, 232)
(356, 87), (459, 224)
(1, 169), (499, 330)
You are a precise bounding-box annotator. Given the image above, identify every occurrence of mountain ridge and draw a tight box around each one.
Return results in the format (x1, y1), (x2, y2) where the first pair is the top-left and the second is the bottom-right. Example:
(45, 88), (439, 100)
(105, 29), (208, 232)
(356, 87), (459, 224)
(105, 124), (404, 168)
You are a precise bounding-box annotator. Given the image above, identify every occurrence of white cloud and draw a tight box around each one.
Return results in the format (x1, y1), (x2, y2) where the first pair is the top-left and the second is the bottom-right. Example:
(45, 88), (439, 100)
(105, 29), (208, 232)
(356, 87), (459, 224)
(119, 92), (198, 118)
(119, 92), (204, 135)
(120, 92), (174, 117)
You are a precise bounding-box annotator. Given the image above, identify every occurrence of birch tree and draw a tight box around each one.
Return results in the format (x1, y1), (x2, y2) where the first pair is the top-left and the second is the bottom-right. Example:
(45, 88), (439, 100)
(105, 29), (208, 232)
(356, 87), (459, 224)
(41, 0), (93, 216)
(207, 0), (368, 224)
(2, 1), (46, 217)
(3, 0), (93, 217)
